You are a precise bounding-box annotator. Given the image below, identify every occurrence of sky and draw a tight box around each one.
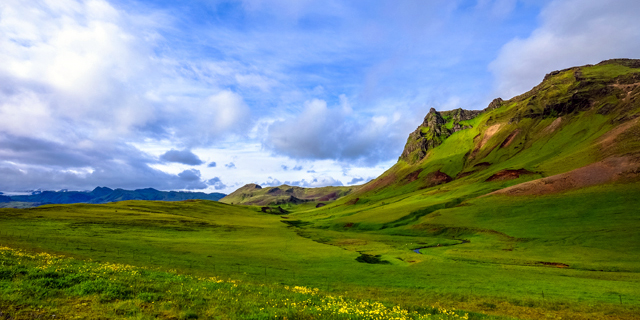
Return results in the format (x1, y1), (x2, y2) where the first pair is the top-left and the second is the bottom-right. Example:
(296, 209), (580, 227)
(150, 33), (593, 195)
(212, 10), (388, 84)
(1, 0), (639, 194)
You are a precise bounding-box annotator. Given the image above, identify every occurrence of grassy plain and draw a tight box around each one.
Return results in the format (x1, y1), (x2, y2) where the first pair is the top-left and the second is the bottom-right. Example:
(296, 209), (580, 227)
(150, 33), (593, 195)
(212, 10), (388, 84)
(1, 190), (639, 319)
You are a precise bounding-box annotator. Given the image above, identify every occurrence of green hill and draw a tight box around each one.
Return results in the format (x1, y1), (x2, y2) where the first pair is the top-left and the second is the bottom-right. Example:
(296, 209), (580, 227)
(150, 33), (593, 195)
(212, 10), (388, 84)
(1, 59), (639, 320)
(220, 183), (358, 208)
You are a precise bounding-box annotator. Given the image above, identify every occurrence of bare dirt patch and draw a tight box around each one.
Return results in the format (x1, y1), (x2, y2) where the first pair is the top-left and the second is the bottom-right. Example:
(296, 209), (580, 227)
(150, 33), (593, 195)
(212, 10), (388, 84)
(598, 117), (640, 154)
(486, 169), (535, 182)
(491, 154), (640, 196)
(317, 192), (339, 202)
(358, 173), (396, 194)
(481, 124), (503, 148)
(500, 130), (520, 148)
(419, 170), (453, 189)
(543, 117), (563, 134)
(470, 124), (503, 159)
(403, 168), (423, 184)
(346, 198), (360, 205)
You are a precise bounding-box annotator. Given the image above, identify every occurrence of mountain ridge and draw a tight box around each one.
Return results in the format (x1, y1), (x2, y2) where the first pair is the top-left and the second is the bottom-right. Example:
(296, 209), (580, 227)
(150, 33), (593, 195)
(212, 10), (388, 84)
(1, 187), (226, 207)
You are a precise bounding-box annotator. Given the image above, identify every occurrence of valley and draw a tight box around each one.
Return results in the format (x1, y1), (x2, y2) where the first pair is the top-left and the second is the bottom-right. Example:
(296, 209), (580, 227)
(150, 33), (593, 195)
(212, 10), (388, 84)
(1, 59), (640, 319)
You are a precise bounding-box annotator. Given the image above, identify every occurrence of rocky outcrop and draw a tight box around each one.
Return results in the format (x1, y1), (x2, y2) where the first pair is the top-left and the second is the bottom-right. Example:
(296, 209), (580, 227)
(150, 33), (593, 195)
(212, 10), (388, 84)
(399, 107), (484, 164)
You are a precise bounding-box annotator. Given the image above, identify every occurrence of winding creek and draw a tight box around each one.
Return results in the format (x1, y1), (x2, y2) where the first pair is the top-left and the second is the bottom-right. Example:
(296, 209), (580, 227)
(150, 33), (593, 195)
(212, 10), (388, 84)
(412, 239), (470, 254)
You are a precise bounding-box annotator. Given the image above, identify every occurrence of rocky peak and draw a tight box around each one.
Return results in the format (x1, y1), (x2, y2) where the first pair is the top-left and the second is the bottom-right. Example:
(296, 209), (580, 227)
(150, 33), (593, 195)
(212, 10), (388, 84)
(400, 106), (485, 164)
(422, 108), (445, 127)
(485, 98), (503, 111)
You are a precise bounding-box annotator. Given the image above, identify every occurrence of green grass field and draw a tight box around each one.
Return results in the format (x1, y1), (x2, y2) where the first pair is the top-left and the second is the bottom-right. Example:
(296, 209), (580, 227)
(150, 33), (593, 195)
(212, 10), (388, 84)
(1, 186), (639, 319)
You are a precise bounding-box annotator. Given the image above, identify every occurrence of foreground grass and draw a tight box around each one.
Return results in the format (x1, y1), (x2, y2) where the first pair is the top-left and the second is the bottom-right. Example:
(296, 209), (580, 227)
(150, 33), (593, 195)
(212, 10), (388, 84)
(0, 245), (474, 320)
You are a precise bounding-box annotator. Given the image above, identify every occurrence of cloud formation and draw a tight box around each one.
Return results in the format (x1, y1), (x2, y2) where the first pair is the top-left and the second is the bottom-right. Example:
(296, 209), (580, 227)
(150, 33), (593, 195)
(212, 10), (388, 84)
(284, 176), (343, 188)
(160, 149), (204, 166)
(265, 97), (409, 165)
(207, 177), (227, 190)
(490, 0), (640, 98)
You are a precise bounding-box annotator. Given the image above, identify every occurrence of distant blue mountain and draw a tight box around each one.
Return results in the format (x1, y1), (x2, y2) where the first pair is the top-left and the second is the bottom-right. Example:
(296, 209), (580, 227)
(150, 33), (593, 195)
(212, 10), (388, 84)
(5, 187), (226, 206)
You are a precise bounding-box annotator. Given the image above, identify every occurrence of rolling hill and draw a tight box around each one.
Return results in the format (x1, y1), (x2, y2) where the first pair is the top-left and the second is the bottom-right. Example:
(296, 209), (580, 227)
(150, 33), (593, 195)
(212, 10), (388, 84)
(220, 183), (358, 207)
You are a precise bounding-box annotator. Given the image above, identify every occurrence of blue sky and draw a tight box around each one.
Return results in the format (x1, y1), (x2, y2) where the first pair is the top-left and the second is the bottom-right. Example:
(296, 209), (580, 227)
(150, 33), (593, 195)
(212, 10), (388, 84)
(1, 0), (639, 194)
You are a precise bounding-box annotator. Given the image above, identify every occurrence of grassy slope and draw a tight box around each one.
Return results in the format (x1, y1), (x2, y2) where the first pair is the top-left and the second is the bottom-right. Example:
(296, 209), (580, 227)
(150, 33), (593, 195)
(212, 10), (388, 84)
(277, 61), (640, 317)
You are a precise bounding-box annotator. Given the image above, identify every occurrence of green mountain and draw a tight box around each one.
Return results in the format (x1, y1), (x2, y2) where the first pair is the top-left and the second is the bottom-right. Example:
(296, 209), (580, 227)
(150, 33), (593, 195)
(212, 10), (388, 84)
(288, 58), (640, 274)
(313, 58), (640, 220)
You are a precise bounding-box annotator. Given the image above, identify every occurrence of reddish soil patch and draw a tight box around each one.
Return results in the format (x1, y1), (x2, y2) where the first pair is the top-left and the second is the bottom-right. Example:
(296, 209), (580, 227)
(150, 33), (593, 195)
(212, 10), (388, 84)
(543, 117), (563, 134)
(403, 168), (423, 183)
(470, 124), (503, 160)
(486, 169), (535, 182)
(317, 192), (338, 202)
(456, 171), (476, 179)
(420, 170), (453, 189)
(480, 124), (503, 149)
(491, 154), (640, 196)
(346, 198), (360, 205)
(500, 130), (520, 148)
(344, 223), (354, 228)
(358, 173), (396, 194)
(598, 117), (640, 154)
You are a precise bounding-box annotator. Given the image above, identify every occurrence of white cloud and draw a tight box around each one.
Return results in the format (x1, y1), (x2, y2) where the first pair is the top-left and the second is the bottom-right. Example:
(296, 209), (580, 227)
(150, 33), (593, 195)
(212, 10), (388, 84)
(490, 0), (640, 98)
(0, 0), (161, 141)
(265, 97), (410, 165)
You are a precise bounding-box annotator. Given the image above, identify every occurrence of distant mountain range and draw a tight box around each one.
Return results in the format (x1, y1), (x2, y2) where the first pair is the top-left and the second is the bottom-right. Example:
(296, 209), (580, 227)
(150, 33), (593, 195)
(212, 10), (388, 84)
(0, 187), (226, 207)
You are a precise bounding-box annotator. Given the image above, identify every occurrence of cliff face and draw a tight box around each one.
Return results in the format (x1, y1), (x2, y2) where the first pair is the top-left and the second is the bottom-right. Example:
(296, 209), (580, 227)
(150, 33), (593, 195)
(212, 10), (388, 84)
(400, 107), (486, 163)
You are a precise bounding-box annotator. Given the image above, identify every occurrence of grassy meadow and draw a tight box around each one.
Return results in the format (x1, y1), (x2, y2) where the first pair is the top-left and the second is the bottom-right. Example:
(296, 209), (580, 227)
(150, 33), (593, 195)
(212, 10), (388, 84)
(1, 190), (639, 319)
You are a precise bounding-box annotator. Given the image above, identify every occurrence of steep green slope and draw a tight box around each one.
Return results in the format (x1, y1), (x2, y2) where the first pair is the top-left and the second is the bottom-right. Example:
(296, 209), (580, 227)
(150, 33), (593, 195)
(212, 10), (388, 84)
(301, 59), (640, 225)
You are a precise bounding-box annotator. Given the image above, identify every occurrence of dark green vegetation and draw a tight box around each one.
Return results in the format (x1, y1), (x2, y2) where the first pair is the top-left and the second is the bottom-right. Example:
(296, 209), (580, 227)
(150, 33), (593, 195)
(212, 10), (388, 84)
(2, 59), (640, 319)
(0, 187), (225, 208)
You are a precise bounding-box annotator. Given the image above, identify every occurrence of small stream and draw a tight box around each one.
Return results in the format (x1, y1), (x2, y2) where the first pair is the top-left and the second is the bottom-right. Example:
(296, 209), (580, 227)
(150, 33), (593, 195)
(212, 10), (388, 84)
(412, 239), (470, 254)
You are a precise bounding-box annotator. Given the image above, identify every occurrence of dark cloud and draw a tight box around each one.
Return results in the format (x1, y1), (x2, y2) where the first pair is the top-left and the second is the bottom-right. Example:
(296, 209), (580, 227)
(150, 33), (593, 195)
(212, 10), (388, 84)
(207, 177), (227, 190)
(160, 149), (204, 166)
(292, 165), (303, 171)
(0, 134), (111, 168)
(0, 159), (210, 191)
(347, 177), (364, 185)
(225, 162), (236, 169)
(307, 170), (316, 173)
(0, 133), (210, 191)
(207, 162), (217, 167)
(281, 165), (289, 170)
